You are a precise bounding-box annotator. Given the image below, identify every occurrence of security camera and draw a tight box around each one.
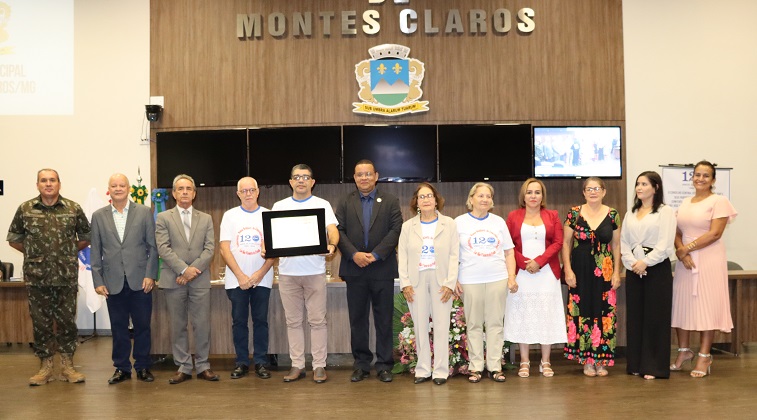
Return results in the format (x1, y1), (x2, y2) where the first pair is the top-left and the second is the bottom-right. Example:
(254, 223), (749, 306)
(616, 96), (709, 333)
(145, 104), (163, 122)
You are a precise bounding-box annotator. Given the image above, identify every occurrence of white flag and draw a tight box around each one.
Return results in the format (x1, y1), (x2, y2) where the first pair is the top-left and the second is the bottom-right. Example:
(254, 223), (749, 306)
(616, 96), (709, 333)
(78, 188), (106, 313)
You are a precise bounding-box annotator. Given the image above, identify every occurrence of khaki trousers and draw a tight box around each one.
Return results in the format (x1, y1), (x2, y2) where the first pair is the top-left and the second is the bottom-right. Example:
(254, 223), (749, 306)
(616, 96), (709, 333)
(462, 279), (508, 372)
(278, 274), (328, 369)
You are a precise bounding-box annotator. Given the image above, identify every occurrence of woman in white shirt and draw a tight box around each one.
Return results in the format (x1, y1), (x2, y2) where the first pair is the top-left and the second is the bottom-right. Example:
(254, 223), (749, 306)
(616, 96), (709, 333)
(620, 171), (676, 379)
(455, 182), (516, 383)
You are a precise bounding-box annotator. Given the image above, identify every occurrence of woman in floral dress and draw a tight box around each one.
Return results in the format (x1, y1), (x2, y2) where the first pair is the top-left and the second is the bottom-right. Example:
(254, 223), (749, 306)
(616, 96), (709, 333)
(562, 177), (622, 377)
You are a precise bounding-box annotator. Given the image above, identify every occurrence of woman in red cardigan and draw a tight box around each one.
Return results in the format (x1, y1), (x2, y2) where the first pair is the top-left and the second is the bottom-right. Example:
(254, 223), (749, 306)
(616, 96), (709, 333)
(504, 178), (567, 378)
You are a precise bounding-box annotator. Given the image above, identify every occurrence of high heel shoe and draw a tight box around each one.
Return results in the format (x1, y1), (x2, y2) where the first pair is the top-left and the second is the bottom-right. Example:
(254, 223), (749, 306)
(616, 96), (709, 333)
(518, 362), (530, 378)
(670, 348), (695, 371)
(691, 353), (712, 378)
(539, 361), (554, 377)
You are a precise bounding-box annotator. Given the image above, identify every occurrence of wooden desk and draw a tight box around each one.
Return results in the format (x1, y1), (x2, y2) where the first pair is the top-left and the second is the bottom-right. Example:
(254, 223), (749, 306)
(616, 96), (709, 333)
(727, 270), (757, 355)
(0, 282), (33, 343)
(150, 271), (757, 356)
(615, 270), (757, 354)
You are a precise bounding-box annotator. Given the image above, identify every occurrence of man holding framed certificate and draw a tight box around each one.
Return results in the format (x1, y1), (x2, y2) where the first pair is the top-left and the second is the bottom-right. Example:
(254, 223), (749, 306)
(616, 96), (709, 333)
(271, 164), (339, 384)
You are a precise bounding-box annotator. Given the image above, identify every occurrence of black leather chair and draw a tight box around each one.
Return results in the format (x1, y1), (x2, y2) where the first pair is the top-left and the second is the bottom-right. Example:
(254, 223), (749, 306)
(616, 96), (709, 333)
(727, 261), (743, 270)
(0, 262), (13, 281)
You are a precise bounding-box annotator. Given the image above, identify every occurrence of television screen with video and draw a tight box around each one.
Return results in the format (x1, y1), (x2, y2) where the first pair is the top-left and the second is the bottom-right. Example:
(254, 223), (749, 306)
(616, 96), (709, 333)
(533, 126), (622, 178)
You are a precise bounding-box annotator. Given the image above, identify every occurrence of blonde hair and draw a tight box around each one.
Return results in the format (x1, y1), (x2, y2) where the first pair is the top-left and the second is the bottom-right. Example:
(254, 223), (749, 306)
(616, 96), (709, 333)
(466, 182), (494, 211)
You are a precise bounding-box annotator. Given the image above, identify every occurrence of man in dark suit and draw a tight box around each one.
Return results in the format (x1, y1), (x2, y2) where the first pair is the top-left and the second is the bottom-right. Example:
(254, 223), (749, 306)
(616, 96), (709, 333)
(156, 174), (218, 384)
(91, 173), (158, 384)
(335, 159), (403, 382)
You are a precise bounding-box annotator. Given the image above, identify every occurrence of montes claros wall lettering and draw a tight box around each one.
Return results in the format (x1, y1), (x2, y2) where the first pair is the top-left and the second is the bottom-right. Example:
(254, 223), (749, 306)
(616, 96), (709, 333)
(237, 0), (535, 40)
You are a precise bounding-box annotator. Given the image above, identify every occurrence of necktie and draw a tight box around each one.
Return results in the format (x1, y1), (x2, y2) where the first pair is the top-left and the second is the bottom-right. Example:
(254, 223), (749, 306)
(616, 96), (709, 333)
(361, 195), (372, 248)
(182, 210), (191, 241)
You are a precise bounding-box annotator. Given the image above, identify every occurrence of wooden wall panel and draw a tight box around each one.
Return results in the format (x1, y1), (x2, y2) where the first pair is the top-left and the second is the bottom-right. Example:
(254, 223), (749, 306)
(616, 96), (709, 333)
(150, 0), (624, 129)
(149, 0), (628, 294)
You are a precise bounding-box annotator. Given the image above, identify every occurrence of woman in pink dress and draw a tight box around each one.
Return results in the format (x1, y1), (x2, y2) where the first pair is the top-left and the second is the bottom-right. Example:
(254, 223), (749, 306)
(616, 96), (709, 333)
(670, 160), (737, 378)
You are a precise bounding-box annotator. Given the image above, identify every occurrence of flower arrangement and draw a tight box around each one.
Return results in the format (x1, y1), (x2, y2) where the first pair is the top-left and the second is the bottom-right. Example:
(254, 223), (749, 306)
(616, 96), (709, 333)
(449, 301), (469, 374)
(392, 293), (469, 376)
(393, 307), (417, 372)
(393, 292), (516, 375)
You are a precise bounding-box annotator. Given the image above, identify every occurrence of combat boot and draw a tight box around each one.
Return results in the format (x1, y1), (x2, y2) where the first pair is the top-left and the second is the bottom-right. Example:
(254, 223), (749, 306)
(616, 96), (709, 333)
(60, 353), (86, 383)
(29, 357), (55, 386)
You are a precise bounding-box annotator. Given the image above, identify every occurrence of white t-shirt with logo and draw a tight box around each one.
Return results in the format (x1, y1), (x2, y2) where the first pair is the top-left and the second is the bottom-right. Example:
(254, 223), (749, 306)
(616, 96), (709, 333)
(219, 205), (274, 289)
(271, 195), (339, 276)
(455, 212), (514, 284)
(419, 219), (437, 271)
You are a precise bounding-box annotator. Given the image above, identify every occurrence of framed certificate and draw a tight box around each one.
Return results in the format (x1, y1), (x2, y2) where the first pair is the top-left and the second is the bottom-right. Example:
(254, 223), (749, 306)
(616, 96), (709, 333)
(262, 208), (328, 258)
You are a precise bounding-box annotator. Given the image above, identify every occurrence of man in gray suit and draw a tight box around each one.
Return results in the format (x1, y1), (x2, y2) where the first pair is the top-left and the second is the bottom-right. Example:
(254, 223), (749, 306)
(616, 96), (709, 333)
(156, 174), (218, 384)
(335, 159), (403, 383)
(91, 173), (158, 384)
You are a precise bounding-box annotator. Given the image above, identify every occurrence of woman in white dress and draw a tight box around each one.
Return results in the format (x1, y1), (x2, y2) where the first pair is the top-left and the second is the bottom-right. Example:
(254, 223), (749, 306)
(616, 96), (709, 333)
(455, 183), (516, 383)
(504, 178), (567, 378)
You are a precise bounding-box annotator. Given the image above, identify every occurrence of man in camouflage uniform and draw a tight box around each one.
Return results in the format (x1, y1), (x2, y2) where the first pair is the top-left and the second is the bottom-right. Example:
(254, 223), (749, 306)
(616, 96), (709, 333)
(6, 168), (91, 386)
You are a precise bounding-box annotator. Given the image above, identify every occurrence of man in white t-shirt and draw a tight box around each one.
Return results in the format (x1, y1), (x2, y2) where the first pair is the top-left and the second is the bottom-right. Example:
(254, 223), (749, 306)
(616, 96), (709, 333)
(219, 177), (274, 380)
(271, 164), (339, 384)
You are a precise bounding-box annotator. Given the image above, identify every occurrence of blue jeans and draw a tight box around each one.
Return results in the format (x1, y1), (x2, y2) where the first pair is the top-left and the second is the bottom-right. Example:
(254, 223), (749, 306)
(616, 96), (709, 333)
(226, 286), (271, 366)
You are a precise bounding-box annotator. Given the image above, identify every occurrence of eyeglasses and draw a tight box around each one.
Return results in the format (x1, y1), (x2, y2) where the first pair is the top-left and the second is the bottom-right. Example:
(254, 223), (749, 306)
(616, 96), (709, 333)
(291, 175), (312, 181)
(355, 172), (374, 179)
(238, 188), (258, 195)
(418, 193), (435, 200)
(584, 187), (604, 193)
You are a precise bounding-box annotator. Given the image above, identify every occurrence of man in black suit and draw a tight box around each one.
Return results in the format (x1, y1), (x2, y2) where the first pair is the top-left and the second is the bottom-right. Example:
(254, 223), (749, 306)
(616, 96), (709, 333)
(90, 173), (158, 384)
(335, 159), (403, 383)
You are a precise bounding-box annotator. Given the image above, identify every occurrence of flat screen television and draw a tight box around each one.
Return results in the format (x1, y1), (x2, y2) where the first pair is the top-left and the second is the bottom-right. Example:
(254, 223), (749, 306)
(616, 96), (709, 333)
(533, 126), (622, 178)
(156, 129), (248, 188)
(438, 124), (532, 181)
(342, 125), (437, 182)
(249, 126), (342, 185)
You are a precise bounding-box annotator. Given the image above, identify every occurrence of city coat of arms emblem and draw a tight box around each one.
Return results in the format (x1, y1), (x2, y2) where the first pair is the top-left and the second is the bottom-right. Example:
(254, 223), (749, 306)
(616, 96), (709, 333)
(352, 44), (429, 116)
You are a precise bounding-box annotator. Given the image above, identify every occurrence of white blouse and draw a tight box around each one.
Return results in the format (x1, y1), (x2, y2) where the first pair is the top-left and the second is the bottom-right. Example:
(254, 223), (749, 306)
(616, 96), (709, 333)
(620, 204), (676, 270)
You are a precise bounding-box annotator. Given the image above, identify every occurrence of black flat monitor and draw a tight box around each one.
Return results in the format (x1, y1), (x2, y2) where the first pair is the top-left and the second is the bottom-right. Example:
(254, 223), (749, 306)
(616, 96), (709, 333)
(156, 129), (248, 188)
(533, 126), (622, 179)
(438, 124), (532, 182)
(342, 125), (437, 182)
(248, 126), (342, 185)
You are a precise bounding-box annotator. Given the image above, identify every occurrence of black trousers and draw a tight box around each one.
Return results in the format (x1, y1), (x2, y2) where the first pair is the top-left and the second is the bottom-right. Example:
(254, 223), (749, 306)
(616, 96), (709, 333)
(344, 276), (395, 372)
(625, 259), (673, 378)
(107, 282), (153, 371)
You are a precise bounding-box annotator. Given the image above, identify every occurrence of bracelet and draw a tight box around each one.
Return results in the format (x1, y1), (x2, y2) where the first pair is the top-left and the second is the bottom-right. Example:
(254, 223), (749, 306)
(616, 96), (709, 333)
(687, 241), (697, 250)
